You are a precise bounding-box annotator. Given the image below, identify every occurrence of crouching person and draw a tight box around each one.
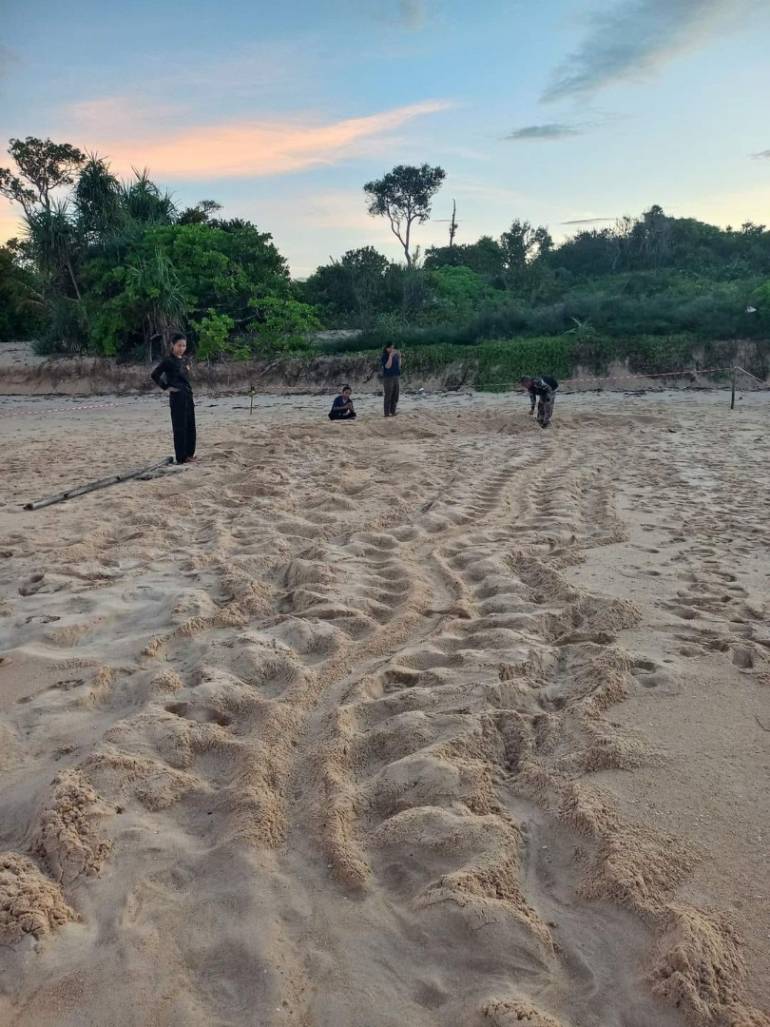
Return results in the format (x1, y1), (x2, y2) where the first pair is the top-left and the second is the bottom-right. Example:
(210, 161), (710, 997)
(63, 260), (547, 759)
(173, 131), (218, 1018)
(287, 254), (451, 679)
(329, 385), (357, 420)
(520, 375), (558, 428)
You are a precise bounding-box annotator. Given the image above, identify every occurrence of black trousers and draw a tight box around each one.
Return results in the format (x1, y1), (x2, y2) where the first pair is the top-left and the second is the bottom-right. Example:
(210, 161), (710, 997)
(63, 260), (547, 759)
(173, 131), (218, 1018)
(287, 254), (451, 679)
(169, 390), (196, 463)
(383, 377), (400, 416)
(329, 410), (356, 420)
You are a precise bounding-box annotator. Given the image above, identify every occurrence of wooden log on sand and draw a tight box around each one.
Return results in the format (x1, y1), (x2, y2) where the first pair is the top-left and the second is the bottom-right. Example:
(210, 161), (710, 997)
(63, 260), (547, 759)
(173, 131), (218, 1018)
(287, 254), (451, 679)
(23, 457), (175, 511)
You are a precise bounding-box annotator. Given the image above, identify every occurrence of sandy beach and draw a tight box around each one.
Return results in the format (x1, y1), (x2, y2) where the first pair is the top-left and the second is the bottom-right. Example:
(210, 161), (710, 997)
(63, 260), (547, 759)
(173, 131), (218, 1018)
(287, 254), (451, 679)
(0, 388), (768, 1027)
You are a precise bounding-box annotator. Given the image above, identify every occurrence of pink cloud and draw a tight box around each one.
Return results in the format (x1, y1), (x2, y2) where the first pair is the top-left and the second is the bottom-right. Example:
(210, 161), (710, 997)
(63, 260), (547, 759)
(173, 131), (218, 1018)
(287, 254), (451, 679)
(72, 99), (453, 180)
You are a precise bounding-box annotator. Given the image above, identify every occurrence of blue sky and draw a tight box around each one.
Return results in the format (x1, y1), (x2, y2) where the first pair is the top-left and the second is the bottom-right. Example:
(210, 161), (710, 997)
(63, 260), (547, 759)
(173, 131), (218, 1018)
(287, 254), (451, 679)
(2, 0), (770, 275)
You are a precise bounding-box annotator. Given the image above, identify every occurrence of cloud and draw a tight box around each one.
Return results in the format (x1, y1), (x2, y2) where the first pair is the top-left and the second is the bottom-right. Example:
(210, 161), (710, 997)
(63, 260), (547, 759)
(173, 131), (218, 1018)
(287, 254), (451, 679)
(66, 99), (453, 180)
(562, 217), (618, 224)
(751, 149), (770, 159)
(542, 0), (761, 102)
(506, 122), (583, 140)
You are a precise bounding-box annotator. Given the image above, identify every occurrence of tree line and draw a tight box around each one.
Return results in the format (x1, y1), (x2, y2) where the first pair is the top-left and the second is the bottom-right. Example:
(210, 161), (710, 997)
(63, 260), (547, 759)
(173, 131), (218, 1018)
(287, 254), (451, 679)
(2, 138), (770, 359)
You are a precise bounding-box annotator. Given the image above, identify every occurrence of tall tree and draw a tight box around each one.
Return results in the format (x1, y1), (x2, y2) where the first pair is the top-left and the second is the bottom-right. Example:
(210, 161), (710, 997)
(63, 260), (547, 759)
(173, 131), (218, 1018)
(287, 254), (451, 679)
(364, 163), (446, 267)
(0, 137), (86, 216)
(499, 219), (552, 278)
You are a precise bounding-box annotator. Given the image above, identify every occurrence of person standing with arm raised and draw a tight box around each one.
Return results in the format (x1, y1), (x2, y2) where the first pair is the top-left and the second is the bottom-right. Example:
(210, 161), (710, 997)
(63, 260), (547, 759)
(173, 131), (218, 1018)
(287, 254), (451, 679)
(381, 343), (402, 418)
(151, 332), (197, 463)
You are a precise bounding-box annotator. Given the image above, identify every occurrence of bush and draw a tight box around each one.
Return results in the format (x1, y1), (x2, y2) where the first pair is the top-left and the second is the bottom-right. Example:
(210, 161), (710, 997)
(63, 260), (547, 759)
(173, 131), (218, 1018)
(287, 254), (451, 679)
(191, 308), (238, 360)
(244, 296), (321, 355)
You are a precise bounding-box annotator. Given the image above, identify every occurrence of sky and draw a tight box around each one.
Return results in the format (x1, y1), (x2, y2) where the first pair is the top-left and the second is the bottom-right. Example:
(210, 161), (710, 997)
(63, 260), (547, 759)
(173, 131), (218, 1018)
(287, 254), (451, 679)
(1, 0), (770, 276)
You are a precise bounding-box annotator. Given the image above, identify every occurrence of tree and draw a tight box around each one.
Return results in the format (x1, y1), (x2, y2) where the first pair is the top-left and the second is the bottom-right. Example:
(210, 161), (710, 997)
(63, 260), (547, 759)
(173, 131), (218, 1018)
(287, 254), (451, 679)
(364, 163), (446, 267)
(0, 137), (86, 217)
(191, 308), (237, 359)
(425, 236), (505, 278)
(120, 169), (176, 225)
(178, 199), (223, 225)
(0, 246), (43, 339)
(248, 296), (321, 353)
(301, 247), (394, 325)
(123, 248), (187, 360)
(0, 138), (88, 337)
(628, 205), (673, 270)
(75, 156), (123, 240)
(427, 266), (495, 320)
(500, 220), (552, 279)
(26, 200), (82, 300)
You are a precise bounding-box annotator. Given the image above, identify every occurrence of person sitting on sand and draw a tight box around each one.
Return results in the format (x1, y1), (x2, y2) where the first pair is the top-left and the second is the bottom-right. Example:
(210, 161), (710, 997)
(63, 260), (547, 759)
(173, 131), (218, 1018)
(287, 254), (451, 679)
(329, 385), (357, 420)
(381, 343), (401, 418)
(151, 333), (197, 463)
(520, 375), (558, 428)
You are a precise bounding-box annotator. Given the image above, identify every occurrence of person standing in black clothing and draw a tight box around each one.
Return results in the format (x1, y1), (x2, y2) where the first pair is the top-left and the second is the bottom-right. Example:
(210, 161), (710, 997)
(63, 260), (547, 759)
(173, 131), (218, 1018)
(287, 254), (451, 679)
(520, 375), (559, 428)
(381, 343), (401, 417)
(151, 333), (197, 463)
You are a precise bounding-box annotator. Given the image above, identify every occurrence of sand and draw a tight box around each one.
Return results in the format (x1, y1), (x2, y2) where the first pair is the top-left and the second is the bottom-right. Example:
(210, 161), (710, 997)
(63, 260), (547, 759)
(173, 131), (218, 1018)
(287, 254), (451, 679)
(0, 388), (768, 1027)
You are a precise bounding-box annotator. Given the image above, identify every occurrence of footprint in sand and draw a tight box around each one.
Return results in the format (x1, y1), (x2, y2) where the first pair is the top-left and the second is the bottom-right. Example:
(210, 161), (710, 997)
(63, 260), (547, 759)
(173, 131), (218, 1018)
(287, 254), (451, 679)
(165, 701), (233, 727)
(731, 646), (755, 670)
(18, 572), (45, 596)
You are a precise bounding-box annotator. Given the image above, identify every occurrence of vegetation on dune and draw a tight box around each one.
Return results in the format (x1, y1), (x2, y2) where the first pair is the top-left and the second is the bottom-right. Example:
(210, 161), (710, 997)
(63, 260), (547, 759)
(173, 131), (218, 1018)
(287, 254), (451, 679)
(1, 138), (769, 384)
(0, 138), (314, 359)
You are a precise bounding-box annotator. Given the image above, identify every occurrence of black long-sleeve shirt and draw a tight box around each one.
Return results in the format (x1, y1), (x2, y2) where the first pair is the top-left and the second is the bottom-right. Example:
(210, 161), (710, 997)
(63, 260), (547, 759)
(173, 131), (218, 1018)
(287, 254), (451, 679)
(151, 355), (192, 394)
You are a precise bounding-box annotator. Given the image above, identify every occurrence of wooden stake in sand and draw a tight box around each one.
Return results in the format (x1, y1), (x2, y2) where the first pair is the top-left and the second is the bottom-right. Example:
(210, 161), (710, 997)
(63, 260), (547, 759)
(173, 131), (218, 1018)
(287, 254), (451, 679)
(23, 457), (175, 511)
(731, 366), (736, 410)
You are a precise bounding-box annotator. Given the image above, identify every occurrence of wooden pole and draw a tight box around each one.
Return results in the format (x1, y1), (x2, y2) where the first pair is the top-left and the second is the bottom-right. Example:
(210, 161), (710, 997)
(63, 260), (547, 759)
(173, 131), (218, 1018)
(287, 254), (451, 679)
(731, 366), (736, 410)
(24, 457), (174, 511)
(448, 200), (458, 248)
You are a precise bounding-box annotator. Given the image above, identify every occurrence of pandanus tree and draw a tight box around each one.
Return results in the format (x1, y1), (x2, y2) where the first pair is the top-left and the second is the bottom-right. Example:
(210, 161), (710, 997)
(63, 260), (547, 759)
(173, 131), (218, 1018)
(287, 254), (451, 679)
(75, 156), (123, 242)
(124, 247), (187, 362)
(121, 169), (176, 226)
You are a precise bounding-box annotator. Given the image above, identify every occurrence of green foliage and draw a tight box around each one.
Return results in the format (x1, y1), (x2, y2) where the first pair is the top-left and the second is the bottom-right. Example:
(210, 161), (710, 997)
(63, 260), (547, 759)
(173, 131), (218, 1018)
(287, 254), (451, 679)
(318, 332), (757, 391)
(425, 266), (496, 321)
(77, 215), (290, 357)
(191, 308), (238, 360)
(246, 296), (321, 354)
(751, 280), (770, 329)
(0, 246), (43, 340)
(301, 249), (373, 325)
(425, 236), (504, 277)
(500, 219), (553, 286)
(75, 157), (123, 240)
(364, 163), (446, 266)
(177, 199), (222, 225)
(120, 170), (176, 225)
(5, 127), (770, 375)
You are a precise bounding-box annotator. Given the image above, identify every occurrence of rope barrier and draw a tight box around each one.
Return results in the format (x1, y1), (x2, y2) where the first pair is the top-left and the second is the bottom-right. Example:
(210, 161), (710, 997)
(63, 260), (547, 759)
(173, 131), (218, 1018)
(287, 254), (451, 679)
(0, 401), (121, 418)
(560, 366), (736, 386)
